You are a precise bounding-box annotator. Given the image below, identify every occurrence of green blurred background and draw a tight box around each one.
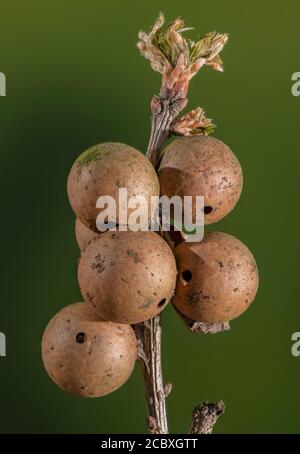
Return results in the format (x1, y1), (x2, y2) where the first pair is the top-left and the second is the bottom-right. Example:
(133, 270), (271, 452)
(0, 0), (299, 434)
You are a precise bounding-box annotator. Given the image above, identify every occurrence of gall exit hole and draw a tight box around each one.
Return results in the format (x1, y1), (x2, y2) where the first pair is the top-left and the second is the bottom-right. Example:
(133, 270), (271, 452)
(158, 298), (166, 308)
(76, 332), (87, 344)
(204, 206), (213, 214)
(181, 270), (192, 285)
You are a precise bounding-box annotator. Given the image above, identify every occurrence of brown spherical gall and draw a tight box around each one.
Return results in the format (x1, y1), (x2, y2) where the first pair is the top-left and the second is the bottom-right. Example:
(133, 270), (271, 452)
(173, 232), (259, 323)
(78, 231), (177, 324)
(75, 218), (100, 251)
(67, 143), (160, 232)
(158, 136), (243, 225)
(42, 303), (137, 397)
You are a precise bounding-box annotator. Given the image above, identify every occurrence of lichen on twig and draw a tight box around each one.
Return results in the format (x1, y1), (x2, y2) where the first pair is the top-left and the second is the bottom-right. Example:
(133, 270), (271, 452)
(190, 401), (225, 434)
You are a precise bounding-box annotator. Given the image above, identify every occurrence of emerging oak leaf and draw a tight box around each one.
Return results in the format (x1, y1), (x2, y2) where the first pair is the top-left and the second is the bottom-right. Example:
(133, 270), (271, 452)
(137, 13), (228, 80)
(170, 107), (215, 136)
(138, 14), (228, 167)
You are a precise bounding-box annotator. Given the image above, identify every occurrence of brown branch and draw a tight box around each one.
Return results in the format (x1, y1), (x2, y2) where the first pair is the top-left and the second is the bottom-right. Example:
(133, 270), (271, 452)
(134, 318), (170, 434)
(136, 83), (226, 435)
(135, 14), (228, 435)
(136, 98), (228, 432)
(146, 95), (187, 169)
(173, 306), (231, 334)
(190, 401), (225, 434)
(133, 89), (178, 435)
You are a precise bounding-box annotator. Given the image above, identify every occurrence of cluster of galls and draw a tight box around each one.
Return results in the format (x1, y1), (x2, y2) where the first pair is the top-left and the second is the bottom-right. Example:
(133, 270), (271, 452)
(42, 135), (259, 398)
